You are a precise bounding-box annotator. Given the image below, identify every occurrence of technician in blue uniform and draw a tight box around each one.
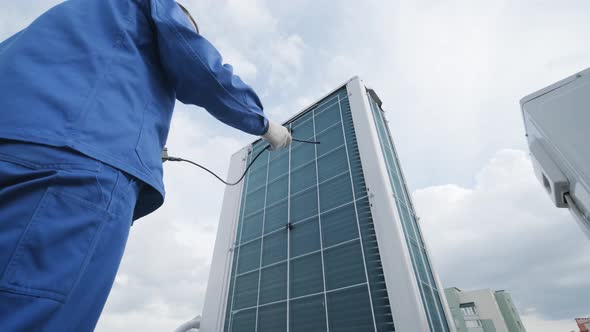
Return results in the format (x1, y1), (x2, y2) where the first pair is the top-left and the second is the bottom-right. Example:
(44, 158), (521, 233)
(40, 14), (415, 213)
(0, 0), (291, 330)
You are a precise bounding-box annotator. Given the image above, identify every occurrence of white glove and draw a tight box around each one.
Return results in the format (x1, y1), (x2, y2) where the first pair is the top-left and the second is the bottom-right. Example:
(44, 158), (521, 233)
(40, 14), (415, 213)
(262, 120), (292, 151)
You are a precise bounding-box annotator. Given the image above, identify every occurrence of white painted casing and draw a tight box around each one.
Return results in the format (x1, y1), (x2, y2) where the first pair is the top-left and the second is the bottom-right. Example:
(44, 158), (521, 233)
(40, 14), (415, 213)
(200, 77), (455, 331)
(347, 78), (455, 332)
(521, 68), (590, 239)
(200, 147), (249, 332)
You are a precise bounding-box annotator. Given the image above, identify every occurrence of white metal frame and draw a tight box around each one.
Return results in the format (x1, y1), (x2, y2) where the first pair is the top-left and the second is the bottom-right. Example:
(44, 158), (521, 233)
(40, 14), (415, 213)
(364, 84), (456, 331)
(200, 77), (455, 332)
(200, 147), (249, 332)
(337, 92), (378, 330)
(311, 107), (331, 330)
(384, 101), (456, 332)
(346, 78), (430, 331)
(253, 152), (270, 331)
(521, 67), (590, 240)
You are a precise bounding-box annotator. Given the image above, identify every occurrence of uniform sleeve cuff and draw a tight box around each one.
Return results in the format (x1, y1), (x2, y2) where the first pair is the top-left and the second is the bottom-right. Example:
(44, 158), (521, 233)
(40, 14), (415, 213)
(261, 118), (270, 136)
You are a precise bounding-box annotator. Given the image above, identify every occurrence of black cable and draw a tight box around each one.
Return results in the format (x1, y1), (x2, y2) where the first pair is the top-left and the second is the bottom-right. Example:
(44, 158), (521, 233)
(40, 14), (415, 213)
(166, 145), (270, 186)
(166, 138), (320, 186)
(292, 138), (320, 144)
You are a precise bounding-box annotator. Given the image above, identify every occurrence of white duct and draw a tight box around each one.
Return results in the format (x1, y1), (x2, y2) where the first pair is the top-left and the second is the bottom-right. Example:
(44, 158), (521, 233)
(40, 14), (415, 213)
(174, 315), (201, 332)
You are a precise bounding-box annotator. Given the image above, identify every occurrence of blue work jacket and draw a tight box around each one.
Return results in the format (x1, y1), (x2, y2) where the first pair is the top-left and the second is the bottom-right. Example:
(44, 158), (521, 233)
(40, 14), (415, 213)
(0, 0), (268, 220)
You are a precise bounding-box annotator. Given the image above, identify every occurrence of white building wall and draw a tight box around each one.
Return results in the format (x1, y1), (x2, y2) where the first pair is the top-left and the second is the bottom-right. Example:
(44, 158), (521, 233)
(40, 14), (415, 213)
(458, 289), (509, 332)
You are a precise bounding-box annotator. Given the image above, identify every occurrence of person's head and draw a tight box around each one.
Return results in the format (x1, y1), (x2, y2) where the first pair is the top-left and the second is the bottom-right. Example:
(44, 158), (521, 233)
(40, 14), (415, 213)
(177, 2), (199, 33)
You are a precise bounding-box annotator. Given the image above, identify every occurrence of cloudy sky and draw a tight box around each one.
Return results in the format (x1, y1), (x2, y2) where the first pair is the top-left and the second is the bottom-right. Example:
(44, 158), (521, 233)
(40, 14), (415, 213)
(2, 0), (590, 331)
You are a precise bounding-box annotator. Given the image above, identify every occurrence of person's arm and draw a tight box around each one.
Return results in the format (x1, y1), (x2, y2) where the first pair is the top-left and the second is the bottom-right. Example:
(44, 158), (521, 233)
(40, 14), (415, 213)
(149, 0), (268, 136)
(0, 30), (25, 54)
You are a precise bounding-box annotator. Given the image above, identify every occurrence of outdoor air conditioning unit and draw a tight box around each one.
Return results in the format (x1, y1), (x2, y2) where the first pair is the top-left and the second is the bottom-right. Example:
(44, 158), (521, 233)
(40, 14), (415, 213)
(521, 68), (590, 239)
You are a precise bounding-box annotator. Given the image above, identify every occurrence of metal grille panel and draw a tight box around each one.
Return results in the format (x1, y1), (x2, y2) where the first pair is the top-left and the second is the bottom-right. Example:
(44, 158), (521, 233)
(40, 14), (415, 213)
(225, 88), (395, 332)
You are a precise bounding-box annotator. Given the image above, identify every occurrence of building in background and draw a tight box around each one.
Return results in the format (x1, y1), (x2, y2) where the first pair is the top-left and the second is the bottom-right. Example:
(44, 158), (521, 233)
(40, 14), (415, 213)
(493, 291), (527, 332)
(576, 318), (590, 332)
(444, 288), (526, 332)
(521, 68), (590, 240)
(198, 77), (455, 331)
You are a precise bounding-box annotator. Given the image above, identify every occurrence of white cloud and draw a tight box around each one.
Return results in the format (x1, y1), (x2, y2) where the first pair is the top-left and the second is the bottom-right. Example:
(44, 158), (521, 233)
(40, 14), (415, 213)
(0, 1), (62, 39)
(96, 309), (182, 332)
(521, 310), (580, 332)
(224, 0), (277, 33)
(414, 149), (590, 324)
(214, 40), (258, 80)
(269, 34), (306, 88)
(114, 273), (129, 287)
(181, 0), (308, 97)
(3, 1), (590, 331)
(369, 0), (590, 190)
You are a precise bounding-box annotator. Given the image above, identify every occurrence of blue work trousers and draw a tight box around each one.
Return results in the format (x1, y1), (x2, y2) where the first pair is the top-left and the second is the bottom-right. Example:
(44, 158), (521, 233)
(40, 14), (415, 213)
(0, 139), (142, 331)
